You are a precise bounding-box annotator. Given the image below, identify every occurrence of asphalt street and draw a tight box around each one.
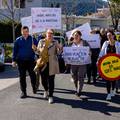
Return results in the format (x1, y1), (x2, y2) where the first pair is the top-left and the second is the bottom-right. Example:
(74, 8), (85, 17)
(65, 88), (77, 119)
(0, 66), (120, 120)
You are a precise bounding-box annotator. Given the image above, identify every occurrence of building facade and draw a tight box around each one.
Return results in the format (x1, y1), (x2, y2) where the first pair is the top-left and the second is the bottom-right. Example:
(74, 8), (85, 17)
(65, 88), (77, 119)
(0, 0), (42, 21)
(0, 0), (115, 31)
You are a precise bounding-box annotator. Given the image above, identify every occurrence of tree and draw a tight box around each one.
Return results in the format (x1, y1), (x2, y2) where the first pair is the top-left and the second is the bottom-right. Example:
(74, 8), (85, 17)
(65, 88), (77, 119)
(62, 0), (77, 31)
(0, 0), (22, 41)
(107, 0), (120, 30)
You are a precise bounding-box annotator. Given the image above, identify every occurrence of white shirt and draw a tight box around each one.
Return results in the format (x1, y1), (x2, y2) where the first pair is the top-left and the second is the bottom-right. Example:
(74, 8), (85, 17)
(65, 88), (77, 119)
(72, 41), (83, 47)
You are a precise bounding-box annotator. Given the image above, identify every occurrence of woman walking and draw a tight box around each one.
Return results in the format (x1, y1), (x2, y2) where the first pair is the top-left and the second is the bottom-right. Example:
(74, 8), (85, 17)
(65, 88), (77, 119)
(98, 30), (120, 100)
(36, 29), (61, 104)
(70, 30), (91, 97)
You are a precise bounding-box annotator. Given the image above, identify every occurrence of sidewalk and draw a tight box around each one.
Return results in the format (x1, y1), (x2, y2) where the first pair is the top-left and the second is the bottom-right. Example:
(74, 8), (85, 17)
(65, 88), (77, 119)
(0, 65), (18, 91)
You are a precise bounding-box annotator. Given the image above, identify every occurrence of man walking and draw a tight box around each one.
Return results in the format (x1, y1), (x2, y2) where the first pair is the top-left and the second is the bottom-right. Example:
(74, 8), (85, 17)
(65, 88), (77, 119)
(12, 26), (38, 98)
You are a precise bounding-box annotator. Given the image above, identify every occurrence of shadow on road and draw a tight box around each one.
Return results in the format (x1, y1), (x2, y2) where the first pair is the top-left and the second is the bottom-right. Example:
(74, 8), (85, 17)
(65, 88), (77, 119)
(84, 79), (106, 88)
(54, 96), (120, 116)
(27, 95), (46, 100)
(94, 79), (106, 88)
(53, 88), (120, 116)
(55, 88), (75, 95)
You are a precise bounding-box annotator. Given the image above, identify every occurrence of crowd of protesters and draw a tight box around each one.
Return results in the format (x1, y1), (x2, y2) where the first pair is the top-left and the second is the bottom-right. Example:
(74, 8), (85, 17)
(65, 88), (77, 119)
(12, 26), (120, 104)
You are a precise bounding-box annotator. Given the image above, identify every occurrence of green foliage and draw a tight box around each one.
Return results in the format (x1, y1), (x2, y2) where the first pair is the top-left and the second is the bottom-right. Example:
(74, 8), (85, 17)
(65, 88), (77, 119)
(108, 0), (120, 29)
(109, 0), (120, 3)
(4, 44), (13, 62)
(54, 32), (61, 36)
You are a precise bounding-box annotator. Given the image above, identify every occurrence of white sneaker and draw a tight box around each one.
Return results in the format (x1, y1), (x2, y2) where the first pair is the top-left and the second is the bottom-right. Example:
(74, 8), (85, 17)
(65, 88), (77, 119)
(43, 91), (48, 98)
(106, 94), (111, 100)
(110, 90), (115, 97)
(48, 97), (53, 104)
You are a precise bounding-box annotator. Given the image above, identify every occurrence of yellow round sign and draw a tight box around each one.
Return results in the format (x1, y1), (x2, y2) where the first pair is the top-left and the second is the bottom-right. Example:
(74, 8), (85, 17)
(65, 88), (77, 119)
(98, 53), (120, 81)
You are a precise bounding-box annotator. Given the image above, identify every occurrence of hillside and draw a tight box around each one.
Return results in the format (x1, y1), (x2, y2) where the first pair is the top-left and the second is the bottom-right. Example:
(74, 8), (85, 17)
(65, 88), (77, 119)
(63, 0), (107, 15)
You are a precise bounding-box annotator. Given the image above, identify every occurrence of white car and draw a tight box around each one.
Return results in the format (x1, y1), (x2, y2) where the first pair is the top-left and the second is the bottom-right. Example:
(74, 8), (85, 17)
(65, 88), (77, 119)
(0, 43), (5, 72)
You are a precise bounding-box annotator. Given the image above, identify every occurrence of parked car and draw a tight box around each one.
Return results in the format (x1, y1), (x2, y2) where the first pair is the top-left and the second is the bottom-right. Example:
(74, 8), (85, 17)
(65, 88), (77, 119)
(0, 43), (5, 72)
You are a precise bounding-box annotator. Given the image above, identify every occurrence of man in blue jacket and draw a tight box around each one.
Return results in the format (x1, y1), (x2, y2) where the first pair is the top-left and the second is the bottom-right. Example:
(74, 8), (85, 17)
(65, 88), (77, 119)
(12, 26), (38, 98)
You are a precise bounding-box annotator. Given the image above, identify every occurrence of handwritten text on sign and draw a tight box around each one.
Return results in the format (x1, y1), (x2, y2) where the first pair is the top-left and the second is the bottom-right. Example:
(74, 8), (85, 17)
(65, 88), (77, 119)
(31, 8), (61, 33)
(98, 54), (120, 81)
(63, 47), (91, 65)
(21, 16), (32, 34)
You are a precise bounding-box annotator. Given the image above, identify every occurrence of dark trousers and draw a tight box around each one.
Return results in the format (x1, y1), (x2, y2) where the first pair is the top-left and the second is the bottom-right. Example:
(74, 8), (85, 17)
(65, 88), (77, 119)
(17, 60), (36, 93)
(40, 63), (55, 97)
(87, 48), (100, 82)
(87, 62), (97, 82)
(116, 80), (120, 90)
(106, 80), (116, 93)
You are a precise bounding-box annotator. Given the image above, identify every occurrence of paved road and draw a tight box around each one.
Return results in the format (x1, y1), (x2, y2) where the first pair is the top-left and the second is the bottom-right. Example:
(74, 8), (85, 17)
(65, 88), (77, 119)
(0, 66), (120, 120)
(0, 65), (18, 91)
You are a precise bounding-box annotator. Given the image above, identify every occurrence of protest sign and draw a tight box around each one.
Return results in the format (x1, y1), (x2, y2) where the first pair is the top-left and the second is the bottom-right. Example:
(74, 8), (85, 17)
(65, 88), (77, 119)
(63, 46), (91, 65)
(66, 23), (91, 40)
(98, 53), (120, 81)
(21, 16), (32, 34)
(85, 34), (101, 48)
(31, 8), (61, 33)
(66, 23), (101, 48)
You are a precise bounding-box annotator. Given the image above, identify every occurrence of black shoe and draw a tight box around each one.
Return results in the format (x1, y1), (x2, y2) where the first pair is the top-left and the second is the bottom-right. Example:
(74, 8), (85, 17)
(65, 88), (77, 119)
(20, 92), (27, 99)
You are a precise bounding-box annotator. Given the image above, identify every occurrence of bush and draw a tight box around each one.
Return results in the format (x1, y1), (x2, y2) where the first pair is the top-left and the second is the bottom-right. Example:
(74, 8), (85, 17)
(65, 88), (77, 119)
(4, 44), (13, 63)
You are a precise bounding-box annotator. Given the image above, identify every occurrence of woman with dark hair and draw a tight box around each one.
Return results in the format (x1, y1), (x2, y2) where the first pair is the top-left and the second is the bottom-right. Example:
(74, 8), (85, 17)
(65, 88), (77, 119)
(70, 30), (91, 97)
(98, 30), (120, 100)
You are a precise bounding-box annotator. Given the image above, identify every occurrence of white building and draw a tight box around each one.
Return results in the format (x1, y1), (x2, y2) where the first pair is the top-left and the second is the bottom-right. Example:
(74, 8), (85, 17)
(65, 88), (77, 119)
(0, 1), (117, 30)
(0, 0), (42, 21)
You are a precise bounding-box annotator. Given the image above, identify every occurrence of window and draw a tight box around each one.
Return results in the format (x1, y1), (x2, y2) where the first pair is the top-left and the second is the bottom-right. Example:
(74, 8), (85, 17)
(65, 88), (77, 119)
(20, 0), (25, 8)
(14, 0), (26, 8)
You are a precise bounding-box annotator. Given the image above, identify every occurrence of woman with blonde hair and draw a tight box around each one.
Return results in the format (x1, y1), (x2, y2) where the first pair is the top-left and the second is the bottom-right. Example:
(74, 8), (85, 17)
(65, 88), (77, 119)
(36, 29), (61, 104)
